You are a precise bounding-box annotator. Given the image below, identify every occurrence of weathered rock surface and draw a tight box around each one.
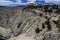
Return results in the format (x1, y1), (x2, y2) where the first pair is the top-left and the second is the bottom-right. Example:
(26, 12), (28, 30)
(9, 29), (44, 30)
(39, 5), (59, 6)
(0, 6), (60, 40)
(8, 34), (35, 40)
(0, 27), (11, 38)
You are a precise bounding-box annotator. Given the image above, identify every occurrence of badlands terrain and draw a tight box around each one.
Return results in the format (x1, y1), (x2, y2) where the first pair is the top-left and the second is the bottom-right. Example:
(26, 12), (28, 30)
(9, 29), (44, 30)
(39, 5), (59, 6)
(0, 5), (60, 40)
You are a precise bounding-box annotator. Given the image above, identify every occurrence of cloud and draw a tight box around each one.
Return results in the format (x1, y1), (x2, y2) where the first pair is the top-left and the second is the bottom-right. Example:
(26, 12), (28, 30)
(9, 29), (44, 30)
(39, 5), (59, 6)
(27, 0), (36, 3)
(0, 0), (27, 6)
(0, 0), (15, 6)
(45, 0), (59, 3)
(52, 0), (60, 5)
(0, 0), (60, 6)
(16, 0), (22, 2)
(14, 0), (27, 5)
(45, 0), (60, 5)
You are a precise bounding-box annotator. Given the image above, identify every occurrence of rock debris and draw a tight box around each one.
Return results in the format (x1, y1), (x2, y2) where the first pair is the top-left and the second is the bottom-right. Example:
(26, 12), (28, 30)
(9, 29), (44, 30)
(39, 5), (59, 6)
(0, 5), (60, 40)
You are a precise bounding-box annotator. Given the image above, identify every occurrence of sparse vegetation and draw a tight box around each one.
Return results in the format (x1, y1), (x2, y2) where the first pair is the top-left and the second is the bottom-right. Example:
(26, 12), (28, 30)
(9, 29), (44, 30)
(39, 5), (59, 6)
(56, 19), (60, 32)
(0, 5), (60, 40)
(45, 19), (51, 31)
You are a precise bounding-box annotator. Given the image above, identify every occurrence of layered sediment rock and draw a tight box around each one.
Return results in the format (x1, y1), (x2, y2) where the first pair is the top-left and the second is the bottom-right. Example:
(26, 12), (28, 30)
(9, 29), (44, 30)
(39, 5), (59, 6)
(0, 6), (60, 40)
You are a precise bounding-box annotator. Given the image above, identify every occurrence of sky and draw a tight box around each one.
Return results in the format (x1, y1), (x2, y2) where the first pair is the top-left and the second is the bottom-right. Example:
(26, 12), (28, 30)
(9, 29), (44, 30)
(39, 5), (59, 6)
(0, 0), (60, 6)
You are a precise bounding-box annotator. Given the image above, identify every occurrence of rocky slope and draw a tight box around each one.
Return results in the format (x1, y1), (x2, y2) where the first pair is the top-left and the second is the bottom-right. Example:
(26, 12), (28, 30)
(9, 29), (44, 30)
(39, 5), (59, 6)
(0, 5), (60, 40)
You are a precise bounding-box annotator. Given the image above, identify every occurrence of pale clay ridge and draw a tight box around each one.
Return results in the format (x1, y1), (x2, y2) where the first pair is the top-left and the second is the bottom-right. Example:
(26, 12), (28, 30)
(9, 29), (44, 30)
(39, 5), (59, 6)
(8, 34), (35, 40)
(0, 7), (60, 40)
(0, 27), (11, 38)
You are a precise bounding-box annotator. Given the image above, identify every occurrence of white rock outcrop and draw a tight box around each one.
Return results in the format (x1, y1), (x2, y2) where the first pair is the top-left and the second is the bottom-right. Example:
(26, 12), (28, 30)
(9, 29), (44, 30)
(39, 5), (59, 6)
(8, 34), (35, 40)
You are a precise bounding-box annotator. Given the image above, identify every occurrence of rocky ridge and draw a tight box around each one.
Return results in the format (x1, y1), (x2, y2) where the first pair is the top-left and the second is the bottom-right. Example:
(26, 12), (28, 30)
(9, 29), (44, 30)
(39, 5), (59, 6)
(0, 5), (60, 40)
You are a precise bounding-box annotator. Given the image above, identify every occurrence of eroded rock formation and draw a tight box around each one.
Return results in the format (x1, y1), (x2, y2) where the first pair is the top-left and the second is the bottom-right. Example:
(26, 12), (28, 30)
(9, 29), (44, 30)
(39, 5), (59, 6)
(0, 5), (60, 40)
